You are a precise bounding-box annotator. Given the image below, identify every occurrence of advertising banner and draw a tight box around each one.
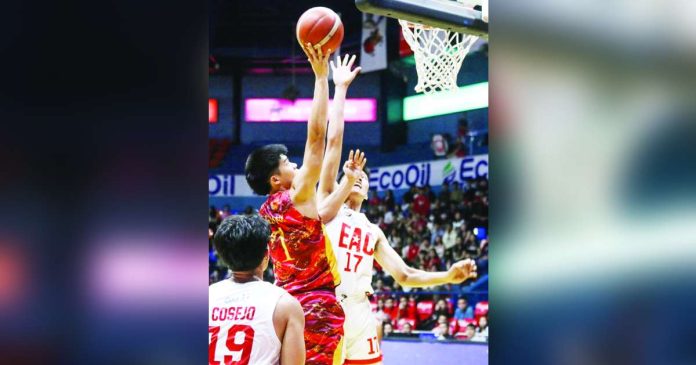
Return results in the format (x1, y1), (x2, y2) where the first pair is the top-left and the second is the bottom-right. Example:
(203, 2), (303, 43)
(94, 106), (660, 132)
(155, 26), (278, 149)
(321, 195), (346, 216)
(209, 154), (488, 197)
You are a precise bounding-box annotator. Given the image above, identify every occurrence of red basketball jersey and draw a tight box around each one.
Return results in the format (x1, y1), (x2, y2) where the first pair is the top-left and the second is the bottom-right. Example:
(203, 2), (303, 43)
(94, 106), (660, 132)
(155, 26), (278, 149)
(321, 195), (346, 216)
(259, 190), (340, 295)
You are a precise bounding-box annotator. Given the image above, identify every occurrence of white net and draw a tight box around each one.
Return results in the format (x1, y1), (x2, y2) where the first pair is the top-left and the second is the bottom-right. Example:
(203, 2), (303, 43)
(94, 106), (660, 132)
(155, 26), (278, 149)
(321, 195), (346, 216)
(399, 20), (479, 94)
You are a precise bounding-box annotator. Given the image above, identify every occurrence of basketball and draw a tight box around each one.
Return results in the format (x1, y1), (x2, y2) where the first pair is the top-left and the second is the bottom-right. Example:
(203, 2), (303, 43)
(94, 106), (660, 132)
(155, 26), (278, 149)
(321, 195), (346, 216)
(296, 7), (344, 55)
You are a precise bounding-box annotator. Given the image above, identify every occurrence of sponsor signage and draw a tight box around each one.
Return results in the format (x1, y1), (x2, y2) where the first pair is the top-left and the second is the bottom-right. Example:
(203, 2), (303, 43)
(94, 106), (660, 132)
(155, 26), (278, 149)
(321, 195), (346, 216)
(209, 155), (488, 197)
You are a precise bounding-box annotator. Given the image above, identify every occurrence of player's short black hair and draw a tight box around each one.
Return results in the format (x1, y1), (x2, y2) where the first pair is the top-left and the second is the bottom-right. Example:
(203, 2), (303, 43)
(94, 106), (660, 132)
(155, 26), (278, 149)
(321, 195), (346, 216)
(245, 144), (288, 195)
(213, 215), (270, 272)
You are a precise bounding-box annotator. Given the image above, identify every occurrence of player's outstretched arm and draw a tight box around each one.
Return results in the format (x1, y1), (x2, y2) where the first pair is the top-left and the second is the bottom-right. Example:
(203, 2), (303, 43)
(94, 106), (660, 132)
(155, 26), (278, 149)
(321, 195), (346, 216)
(274, 293), (306, 365)
(318, 149), (366, 222)
(373, 225), (477, 287)
(292, 43), (331, 204)
(318, 54), (361, 202)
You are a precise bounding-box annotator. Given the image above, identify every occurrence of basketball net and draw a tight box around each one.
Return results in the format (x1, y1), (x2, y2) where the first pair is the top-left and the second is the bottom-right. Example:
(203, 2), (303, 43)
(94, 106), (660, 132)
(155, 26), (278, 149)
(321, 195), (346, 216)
(399, 1), (483, 94)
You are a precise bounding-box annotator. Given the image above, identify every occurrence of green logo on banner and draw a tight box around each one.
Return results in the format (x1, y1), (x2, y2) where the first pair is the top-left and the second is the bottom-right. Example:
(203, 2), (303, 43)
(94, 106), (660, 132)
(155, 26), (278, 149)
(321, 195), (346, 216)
(443, 161), (455, 182)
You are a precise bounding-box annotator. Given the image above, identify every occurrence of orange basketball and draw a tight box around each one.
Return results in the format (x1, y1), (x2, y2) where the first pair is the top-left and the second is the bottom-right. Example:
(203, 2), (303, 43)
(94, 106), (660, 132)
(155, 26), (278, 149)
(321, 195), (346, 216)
(296, 7), (344, 55)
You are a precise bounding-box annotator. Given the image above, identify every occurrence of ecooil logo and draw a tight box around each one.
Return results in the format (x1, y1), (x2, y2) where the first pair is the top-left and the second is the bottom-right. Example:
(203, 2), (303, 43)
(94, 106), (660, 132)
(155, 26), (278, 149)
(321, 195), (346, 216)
(442, 161), (456, 184)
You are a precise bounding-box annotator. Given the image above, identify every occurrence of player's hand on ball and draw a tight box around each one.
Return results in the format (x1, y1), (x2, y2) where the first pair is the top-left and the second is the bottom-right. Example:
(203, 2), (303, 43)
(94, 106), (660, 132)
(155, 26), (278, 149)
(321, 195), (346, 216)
(343, 149), (366, 182)
(303, 42), (331, 79)
(448, 259), (477, 283)
(330, 54), (361, 87)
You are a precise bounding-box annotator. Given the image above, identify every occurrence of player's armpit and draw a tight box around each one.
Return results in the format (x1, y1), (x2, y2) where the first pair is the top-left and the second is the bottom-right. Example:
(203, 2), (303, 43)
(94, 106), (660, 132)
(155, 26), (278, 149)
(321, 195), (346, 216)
(277, 294), (306, 365)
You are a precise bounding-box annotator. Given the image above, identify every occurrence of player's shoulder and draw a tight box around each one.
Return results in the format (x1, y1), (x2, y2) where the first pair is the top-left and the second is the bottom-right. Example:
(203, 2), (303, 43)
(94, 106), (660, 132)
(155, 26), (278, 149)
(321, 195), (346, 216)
(260, 190), (292, 214)
(274, 292), (303, 317)
(325, 204), (349, 225)
(209, 279), (232, 296)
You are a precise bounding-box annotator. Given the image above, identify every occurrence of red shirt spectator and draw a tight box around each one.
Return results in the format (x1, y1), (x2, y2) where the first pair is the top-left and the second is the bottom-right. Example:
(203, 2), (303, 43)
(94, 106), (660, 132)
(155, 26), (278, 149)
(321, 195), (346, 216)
(426, 250), (442, 270)
(368, 190), (381, 206)
(413, 191), (430, 216)
(411, 214), (427, 233)
(383, 298), (399, 323)
(406, 241), (420, 263)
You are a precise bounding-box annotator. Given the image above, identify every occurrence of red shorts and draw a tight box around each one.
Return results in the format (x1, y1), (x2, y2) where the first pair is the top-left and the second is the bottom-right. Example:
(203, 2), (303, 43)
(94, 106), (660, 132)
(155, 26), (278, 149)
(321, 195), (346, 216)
(295, 290), (345, 365)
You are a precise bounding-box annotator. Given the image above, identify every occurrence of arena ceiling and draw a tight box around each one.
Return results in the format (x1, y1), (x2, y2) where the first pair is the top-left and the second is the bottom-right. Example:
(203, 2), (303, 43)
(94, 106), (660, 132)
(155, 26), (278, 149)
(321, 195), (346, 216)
(210, 0), (365, 74)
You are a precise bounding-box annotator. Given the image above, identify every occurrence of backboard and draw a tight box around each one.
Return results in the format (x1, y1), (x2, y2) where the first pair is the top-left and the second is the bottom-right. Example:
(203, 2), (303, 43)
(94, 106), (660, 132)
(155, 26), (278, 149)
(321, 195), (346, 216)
(355, 0), (488, 38)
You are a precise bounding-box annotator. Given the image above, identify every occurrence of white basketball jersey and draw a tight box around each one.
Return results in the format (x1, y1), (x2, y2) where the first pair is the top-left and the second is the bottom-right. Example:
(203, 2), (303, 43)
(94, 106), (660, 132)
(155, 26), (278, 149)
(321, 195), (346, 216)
(209, 280), (285, 365)
(325, 205), (378, 299)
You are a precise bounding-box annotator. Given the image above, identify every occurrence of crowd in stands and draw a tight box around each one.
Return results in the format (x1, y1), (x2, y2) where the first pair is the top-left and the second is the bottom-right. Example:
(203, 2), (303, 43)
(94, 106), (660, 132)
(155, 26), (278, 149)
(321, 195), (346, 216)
(209, 178), (489, 342)
(365, 179), (489, 341)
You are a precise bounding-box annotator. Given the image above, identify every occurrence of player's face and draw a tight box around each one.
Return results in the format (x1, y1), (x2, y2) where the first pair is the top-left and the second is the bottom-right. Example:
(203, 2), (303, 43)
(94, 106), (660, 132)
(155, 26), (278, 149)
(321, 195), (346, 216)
(276, 154), (297, 189)
(349, 170), (369, 199)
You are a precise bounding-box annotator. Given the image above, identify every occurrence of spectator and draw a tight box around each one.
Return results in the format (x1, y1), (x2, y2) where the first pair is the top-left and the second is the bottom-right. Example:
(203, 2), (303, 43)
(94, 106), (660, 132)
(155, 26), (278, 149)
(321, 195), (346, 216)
(411, 213), (427, 234)
(219, 204), (231, 219)
(452, 211), (465, 230)
(464, 234), (480, 257)
(453, 244), (467, 262)
(430, 222), (445, 244)
(403, 186), (417, 205)
(434, 299), (449, 317)
(401, 322), (413, 335)
(470, 317), (488, 342)
(450, 183), (463, 204)
(434, 236), (446, 259)
(431, 133), (449, 158)
(433, 321), (450, 340)
(424, 185), (436, 202)
(374, 279), (393, 301)
(449, 139), (467, 158)
(442, 223), (458, 251)
(384, 297), (398, 323)
(477, 316), (488, 337)
(438, 182), (451, 202)
(471, 193), (489, 229)
(374, 299), (391, 326)
(454, 298), (474, 320)
(396, 297), (410, 322)
(368, 189), (381, 206)
(413, 188), (431, 216)
(209, 206), (221, 225)
(405, 239), (420, 264)
(384, 209), (394, 226)
(419, 238), (432, 252)
(425, 249), (442, 271)
(383, 189), (396, 211)
(383, 322), (394, 337)
(462, 324), (476, 340)
(387, 227), (401, 249)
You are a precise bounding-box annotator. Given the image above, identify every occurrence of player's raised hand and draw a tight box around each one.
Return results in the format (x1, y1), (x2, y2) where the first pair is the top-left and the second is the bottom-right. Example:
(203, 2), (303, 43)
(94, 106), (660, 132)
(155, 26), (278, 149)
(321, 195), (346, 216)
(447, 259), (478, 283)
(303, 42), (330, 79)
(330, 54), (361, 87)
(342, 149), (367, 181)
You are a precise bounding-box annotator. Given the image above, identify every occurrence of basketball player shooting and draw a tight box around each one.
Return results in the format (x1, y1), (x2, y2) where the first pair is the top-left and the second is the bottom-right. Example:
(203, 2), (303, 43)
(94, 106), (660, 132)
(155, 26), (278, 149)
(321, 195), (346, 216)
(245, 44), (364, 365)
(210, 215), (305, 365)
(318, 108), (477, 365)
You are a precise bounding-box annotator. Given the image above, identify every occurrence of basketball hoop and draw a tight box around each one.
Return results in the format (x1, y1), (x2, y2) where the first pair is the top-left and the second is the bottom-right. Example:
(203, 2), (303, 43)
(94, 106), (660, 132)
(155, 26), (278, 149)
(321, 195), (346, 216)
(398, 1), (483, 94)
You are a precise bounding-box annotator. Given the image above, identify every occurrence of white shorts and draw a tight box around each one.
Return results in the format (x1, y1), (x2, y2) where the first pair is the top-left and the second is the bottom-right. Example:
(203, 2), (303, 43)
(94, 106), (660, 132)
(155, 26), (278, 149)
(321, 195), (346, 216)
(341, 296), (383, 364)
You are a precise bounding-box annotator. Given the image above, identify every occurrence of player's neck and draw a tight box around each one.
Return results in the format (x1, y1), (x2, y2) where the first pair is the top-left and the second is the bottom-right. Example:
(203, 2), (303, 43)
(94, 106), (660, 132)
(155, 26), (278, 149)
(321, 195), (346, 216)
(346, 198), (363, 212)
(231, 271), (262, 284)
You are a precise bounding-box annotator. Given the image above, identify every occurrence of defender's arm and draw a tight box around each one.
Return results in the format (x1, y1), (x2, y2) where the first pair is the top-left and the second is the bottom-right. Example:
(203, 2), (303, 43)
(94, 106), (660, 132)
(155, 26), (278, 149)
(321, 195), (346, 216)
(374, 225), (477, 287)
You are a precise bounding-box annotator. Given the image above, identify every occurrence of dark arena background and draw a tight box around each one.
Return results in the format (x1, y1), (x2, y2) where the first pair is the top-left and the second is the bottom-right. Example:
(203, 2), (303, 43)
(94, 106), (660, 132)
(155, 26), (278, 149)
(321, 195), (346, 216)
(209, 0), (488, 363)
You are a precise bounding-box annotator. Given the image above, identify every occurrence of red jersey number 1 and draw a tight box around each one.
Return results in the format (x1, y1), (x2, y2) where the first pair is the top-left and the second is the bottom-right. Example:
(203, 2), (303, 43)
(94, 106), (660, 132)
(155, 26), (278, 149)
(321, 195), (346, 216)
(209, 324), (255, 365)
